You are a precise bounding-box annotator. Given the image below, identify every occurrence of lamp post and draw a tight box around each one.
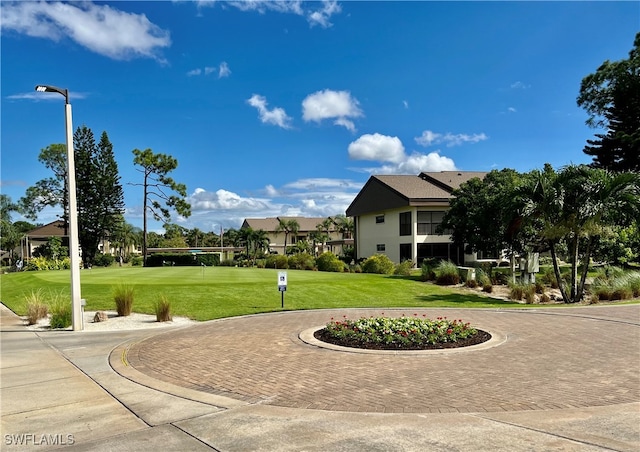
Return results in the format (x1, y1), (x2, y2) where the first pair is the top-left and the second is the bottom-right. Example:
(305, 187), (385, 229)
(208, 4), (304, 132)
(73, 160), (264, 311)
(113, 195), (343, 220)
(35, 85), (83, 331)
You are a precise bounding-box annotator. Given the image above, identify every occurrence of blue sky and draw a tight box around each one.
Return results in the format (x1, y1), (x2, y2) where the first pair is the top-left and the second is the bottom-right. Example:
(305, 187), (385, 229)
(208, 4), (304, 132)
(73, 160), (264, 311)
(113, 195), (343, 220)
(2, 1), (639, 233)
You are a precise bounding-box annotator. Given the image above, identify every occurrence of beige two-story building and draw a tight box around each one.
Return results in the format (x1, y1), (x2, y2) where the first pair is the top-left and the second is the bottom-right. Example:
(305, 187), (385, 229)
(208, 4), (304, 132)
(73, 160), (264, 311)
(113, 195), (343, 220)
(346, 171), (487, 265)
(241, 216), (350, 255)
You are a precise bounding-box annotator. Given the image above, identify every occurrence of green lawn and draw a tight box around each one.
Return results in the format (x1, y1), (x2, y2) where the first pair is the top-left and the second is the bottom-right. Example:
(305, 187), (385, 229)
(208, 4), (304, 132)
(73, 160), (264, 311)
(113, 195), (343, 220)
(1, 266), (524, 321)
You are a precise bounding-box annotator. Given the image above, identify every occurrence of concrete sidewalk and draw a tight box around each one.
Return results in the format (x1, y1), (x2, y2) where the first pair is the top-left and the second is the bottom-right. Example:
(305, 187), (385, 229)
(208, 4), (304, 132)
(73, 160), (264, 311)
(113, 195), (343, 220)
(1, 303), (639, 451)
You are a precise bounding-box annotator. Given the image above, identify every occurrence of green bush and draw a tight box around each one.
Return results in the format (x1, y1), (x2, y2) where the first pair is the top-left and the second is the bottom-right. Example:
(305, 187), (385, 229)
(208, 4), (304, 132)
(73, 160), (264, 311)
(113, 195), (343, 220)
(154, 295), (172, 322)
(113, 284), (134, 316)
(131, 256), (143, 266)
(49, 295), (71, 329)
(362, 254), (395, 275)
(145, 253), (219, 267)
(435, 260), (460, 285)
(94, 253), (115, 267)
(288, 253), (316, 270)
(482, 283), (493, 293)
(265, 254), (289, 269)
(316, 252), (344, 272)
(394, 260), (414, 276)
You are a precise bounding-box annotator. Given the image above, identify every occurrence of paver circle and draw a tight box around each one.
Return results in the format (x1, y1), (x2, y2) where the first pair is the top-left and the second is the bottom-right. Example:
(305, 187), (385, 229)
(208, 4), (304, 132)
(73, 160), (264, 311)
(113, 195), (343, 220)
(124, 306), (640, 413)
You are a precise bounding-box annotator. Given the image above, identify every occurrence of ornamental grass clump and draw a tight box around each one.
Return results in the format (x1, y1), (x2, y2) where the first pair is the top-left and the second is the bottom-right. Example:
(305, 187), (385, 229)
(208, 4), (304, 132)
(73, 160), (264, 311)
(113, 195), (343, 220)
(154, 295), (172, 322)
(24, 289), (49, 325)
(113, 283), (134, 316)
(324, 315), (477, 348)
(434, 260), (460, 285)
(49, 292), (71, 329)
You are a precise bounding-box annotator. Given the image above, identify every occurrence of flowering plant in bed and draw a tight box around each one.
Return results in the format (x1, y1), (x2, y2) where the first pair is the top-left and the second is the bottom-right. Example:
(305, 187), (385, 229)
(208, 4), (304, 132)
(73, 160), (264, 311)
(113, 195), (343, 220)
(315, 314), (488, 350)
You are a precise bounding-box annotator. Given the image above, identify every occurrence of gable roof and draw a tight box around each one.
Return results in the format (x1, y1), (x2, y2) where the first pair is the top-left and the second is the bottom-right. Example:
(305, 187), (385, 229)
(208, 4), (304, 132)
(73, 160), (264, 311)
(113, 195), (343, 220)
(346, 171), (487, 217)
(25, 220), (67, 238)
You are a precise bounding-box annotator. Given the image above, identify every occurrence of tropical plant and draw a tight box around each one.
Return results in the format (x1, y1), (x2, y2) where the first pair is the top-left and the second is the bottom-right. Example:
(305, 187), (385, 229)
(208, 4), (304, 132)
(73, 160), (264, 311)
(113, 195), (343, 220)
(275, 218), (300, 255)
(521, 164), (640, 302)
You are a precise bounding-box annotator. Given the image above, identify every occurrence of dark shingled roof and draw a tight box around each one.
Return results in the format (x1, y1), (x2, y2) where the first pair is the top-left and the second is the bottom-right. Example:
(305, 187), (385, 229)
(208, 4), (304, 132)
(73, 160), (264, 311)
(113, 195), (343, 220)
(346, 171), (488, 217)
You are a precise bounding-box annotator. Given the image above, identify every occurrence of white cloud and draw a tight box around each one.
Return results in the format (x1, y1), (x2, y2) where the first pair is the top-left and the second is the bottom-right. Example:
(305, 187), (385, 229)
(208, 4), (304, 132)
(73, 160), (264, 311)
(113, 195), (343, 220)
(510, 81), (530, 89)
(302, 89), (363, 131)
(508, 107), (517, 113)
(349, 133), (458, 175)
(348, 133), (405, 163)
(403, 100), (409, 109)
(195, 1), (341, 28)
(1, 2), (171, 61)
(415, 130), (488, 147)
(187, 62), (231, 78)
(218, 61), (231, 78)
(247, 94), (293, 129)
(7, 91), (88, 101)
(179, 177), (362, 230)
(307, 0), (341, 28)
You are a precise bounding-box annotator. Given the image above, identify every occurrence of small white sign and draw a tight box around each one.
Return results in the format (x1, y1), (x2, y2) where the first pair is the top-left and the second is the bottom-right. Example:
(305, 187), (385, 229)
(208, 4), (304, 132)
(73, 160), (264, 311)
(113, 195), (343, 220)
(277, 271), (288, 287)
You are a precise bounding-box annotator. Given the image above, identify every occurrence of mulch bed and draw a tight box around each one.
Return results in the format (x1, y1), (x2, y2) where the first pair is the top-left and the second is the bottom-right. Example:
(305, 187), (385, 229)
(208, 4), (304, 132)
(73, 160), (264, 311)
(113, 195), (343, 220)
(314, 329), (491, 351)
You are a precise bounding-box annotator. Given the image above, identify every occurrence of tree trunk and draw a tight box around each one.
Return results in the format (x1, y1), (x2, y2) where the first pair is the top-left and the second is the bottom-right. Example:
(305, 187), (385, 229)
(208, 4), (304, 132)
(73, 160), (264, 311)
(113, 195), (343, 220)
(570, 234), (579, 302)
(550, 242), (570, 303)
(577, 237), (593, 302)
(142, 174), (148, 266)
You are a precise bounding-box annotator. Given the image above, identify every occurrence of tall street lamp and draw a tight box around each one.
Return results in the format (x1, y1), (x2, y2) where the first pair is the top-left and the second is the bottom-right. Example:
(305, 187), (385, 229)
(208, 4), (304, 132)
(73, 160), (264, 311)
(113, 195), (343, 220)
(35, 85), (83, 331)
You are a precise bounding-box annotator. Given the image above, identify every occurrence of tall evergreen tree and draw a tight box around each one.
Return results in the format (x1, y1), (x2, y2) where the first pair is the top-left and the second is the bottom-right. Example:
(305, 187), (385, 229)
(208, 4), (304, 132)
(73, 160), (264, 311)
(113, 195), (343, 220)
(75, 127), (125, 266)
(578, 32), (640, 172)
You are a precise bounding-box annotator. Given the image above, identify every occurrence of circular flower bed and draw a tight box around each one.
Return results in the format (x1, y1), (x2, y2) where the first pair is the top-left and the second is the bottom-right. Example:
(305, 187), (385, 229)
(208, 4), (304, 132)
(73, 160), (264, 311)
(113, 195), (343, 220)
(314, 314), (490, 351)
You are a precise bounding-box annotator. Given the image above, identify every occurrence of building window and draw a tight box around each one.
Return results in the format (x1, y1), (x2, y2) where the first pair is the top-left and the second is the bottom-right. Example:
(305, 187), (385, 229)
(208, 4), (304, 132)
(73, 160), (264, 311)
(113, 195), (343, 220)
(376, 244), (386, 252)
(375, 214), (385, 223)
(417, 211), (450, 235)
(399, 243), (412, 262)
(399, 211), (411, 236)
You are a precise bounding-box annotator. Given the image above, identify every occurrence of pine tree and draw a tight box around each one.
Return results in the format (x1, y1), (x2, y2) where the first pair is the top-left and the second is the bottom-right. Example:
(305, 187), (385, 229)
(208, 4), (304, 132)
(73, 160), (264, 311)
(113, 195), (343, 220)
(74, 126), (124, 266)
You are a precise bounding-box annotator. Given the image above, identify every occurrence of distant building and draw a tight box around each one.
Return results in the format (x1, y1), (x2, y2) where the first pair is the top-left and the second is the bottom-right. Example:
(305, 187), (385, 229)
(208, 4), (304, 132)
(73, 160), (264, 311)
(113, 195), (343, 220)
(241, 216), (352, 255)
(346, 171), (487, 265)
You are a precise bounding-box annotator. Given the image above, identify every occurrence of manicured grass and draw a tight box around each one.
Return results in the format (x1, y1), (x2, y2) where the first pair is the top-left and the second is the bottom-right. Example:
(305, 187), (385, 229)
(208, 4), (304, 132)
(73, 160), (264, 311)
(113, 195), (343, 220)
(0, 266), (524, 321)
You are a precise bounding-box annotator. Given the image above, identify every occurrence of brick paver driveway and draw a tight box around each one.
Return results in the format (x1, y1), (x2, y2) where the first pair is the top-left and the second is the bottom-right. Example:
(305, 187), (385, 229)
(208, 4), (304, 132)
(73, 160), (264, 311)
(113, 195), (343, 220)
(126, 305), (640, 413)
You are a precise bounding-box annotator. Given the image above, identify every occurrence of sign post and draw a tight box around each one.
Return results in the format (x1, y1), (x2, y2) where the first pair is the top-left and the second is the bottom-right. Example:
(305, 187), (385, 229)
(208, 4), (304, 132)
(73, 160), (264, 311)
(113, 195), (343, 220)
(277, 271), (287, 309)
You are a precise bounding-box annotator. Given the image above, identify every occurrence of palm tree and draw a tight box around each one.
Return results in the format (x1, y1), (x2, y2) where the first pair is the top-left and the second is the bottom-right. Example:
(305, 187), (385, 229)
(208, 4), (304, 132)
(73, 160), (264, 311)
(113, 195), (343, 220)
(249, 229), (270, 265)
(111, 218), (142, 260)
(523, 164), (640, 302)
(275, 218), (300, 255)
(334, 214), (354, 239)
(238, 227), (252, 259)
